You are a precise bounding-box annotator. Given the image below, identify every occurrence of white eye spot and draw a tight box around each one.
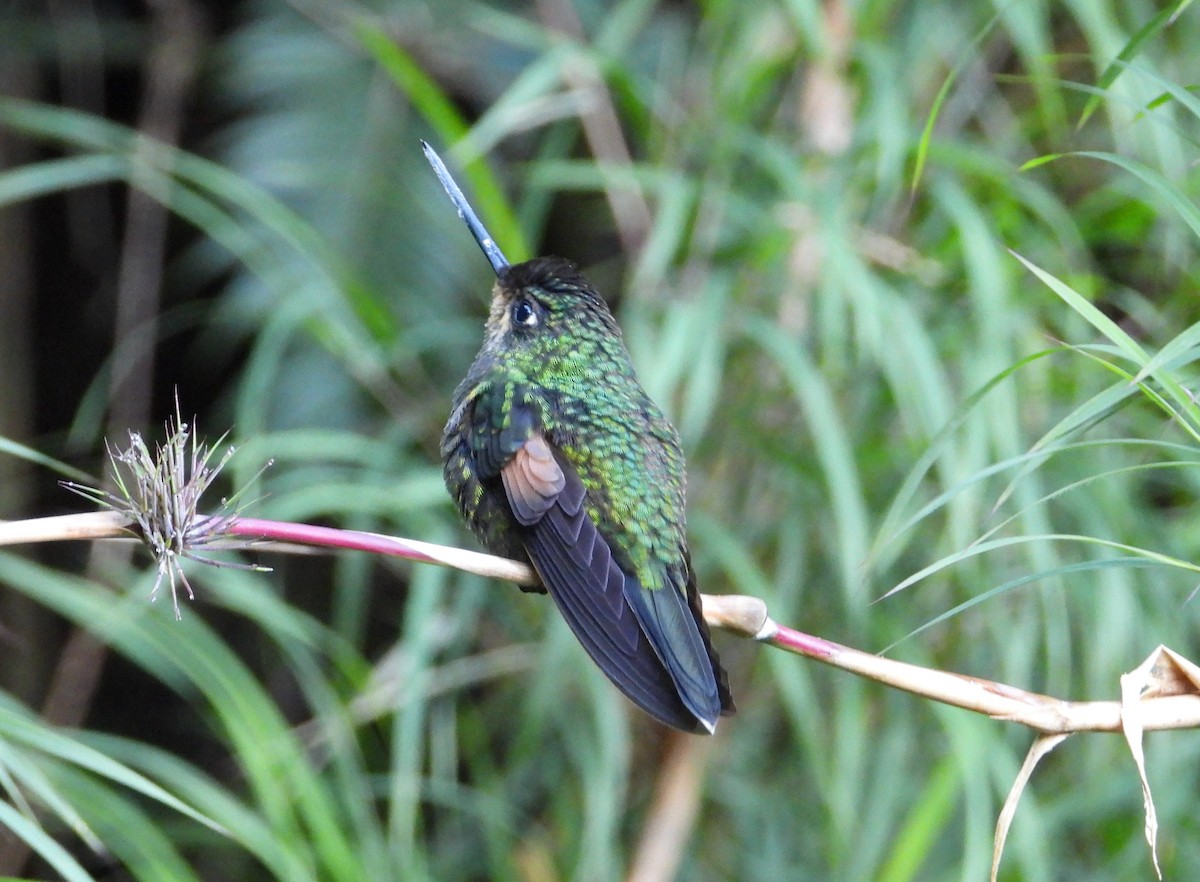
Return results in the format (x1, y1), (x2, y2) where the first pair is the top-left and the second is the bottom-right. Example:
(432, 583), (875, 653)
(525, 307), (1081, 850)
(511, 298), (538, 327)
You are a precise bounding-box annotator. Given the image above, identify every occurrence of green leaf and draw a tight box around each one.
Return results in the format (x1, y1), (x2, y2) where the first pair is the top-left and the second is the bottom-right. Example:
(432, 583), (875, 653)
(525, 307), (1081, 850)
(1077, 1), (1193, 129)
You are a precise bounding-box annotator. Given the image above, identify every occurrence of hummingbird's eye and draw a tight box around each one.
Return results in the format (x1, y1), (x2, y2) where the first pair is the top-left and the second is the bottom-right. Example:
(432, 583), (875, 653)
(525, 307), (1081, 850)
(511, 298), (539, 328)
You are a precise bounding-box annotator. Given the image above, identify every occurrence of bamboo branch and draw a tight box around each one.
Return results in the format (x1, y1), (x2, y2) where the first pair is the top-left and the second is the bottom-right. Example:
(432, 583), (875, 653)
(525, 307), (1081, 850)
(3, 508), (1199, 737)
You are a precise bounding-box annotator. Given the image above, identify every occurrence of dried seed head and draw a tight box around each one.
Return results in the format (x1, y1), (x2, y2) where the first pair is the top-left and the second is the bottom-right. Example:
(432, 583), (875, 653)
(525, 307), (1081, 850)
(64, 401), (268, 618)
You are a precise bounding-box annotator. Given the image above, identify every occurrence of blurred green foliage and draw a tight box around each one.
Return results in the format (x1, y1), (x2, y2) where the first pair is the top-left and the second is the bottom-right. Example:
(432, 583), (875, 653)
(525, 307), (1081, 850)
(2, 0), (1200, 879)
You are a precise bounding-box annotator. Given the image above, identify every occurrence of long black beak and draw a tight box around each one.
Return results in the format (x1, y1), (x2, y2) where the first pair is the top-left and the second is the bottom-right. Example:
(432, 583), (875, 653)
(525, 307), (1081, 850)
(421, 140), (509, 276)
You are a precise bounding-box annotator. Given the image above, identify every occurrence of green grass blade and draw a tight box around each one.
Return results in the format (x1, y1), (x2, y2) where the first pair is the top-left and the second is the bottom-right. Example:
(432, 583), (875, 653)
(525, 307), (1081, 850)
(883, 533), (1200, 600)
(0, 436), (96, 483)
(0, 154), (129, 207)
(1076, 1), (1191, 129)
(911, 10), (1003, 192)
(0, 798), (96, 882)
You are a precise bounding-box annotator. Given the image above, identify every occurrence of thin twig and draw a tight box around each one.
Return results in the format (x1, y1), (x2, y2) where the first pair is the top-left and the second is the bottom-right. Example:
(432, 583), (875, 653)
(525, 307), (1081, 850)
(0, 511), (134, 544)
(4, 510), (1200, 736)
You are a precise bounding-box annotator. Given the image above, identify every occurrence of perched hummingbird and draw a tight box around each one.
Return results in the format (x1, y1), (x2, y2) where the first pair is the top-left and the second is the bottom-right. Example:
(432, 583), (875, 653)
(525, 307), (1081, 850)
(425, 142), (733, 734)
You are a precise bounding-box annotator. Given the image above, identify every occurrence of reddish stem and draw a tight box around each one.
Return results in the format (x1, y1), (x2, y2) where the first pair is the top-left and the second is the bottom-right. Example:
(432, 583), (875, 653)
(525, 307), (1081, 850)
(223, 517), (439, 564)
(767, 624), (842, 660)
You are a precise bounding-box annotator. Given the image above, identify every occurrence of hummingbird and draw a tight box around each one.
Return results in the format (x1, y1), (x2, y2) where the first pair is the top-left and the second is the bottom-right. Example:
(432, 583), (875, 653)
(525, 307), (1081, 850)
(424, 142), (733, 734)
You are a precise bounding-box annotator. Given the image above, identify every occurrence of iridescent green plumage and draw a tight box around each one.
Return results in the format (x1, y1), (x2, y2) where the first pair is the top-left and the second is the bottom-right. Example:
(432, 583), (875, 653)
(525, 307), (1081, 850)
(444, 259), (685, 581)
(427, 143), (732, 732)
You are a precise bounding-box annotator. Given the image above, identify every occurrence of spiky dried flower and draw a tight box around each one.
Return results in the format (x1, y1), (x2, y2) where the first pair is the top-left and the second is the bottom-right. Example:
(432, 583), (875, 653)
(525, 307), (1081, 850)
(64, 405), (266, 618)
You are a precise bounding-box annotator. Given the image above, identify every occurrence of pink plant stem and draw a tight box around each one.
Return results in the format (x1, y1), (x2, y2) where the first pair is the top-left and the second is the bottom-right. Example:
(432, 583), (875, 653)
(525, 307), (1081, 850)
(767, 624), (842, 659)
(765, 619), (1077, 728)
(220, 516), (536, 584)
(225, 517), (441, 562)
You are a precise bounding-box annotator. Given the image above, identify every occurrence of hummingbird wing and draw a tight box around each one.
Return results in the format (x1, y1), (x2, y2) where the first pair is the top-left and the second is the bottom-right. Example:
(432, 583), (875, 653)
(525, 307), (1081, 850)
(501, 434), (719, 733)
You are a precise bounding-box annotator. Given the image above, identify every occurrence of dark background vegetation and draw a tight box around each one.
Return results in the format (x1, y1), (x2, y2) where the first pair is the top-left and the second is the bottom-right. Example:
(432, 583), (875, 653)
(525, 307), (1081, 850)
(1, 0), (1200, 879)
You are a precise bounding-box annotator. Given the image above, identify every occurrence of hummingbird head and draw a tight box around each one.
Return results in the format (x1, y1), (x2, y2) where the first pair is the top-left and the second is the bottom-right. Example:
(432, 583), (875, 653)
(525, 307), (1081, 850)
(481, 256), (622, 356)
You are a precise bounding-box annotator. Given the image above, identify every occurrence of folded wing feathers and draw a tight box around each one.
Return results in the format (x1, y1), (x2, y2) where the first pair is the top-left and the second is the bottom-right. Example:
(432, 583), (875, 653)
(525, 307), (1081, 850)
(502, 436), (706, 732)
(502, 436), (565, 525)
